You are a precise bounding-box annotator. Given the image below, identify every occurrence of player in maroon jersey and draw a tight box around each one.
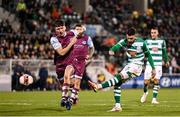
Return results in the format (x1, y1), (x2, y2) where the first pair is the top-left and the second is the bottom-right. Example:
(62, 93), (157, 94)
(63, 24), (94, 110)
(50, 20), (78, 109)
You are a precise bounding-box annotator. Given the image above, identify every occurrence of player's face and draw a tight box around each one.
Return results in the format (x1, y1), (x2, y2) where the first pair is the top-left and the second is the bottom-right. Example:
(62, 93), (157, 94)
(55, 26), (66, 36)
(151, 29), (159, 39)
(126, 34), (136, 44)
(75, 26), (84, 36)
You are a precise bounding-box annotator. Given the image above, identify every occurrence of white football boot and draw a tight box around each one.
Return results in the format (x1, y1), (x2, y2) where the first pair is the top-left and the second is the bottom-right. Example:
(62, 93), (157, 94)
(108, 105), (122, 112)
(151, 98), (159, 104)
(140, 92), (148, 103)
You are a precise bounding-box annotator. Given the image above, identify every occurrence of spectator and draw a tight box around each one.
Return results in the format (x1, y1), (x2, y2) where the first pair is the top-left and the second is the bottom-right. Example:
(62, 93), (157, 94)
(12, 62), (24, 91)
(38, 63), (48, 90)
(16, 0), (27, 23)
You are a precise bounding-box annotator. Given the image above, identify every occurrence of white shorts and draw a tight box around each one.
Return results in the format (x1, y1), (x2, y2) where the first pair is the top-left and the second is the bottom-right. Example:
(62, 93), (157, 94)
(144, 66), (162, 80)
(120, 63), (143, 80)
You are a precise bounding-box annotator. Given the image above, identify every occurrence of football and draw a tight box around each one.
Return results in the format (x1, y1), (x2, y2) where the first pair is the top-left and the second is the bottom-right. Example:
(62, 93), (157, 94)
(19, 74), (33, 86)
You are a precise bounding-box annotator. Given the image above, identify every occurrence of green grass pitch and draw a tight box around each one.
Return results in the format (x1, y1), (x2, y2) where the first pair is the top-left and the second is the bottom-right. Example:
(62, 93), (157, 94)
(0, 88), (180, 116)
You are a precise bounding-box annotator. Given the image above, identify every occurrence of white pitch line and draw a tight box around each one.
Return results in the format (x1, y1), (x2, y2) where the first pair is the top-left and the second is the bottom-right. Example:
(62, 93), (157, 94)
(0, 102), (32, 106)
(81, 103), (180, 108)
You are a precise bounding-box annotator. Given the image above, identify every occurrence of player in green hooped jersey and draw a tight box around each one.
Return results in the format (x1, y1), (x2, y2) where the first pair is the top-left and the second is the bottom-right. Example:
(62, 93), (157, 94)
(140, 27), (169, 104)
(88, 27), (156, 112)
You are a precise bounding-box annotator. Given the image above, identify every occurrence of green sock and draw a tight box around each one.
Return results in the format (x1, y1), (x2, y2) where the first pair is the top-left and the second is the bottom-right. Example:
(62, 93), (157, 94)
(153, 84), (160, 98)
(101, 74), (122, 88)
(114, 84), (122, 104)
(144, 84), (148, 93)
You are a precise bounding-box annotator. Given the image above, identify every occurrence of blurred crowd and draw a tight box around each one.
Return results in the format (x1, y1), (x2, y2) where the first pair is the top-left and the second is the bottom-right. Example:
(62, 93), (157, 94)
(0, 32), (53, 59)
(89, 0), (180, 37)
(0, 0), (179, 73)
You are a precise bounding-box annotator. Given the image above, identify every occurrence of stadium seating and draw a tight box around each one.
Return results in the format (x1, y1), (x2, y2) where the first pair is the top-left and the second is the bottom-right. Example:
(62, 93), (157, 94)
(0, 0), (179, 73)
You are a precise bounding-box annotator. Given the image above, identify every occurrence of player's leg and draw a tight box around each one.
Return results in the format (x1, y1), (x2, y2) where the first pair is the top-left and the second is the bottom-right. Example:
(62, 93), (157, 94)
(70, 77), (81, 104)
(56, 71), (67, 107)
(88, 64), (142, 91)
(109, 64), (142, 112)
(68, 61), (85, 106)
(88, 73), (123, 91)
(61, 65), (74, 108)
(141, 66), (151, 103)
(144, 80), (150, 94)
(152, 66), (161, 104)
(109, 81), (123, 112)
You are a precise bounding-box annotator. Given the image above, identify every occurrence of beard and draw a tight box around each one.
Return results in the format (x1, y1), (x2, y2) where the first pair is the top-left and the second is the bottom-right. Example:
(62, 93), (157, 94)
(127, 41), (134, 47)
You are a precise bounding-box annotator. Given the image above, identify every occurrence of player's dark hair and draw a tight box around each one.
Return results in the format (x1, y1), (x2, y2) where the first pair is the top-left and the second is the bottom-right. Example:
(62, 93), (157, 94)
(151, 26), (158, 30)
(126, 27), (136, 36)
(75, 23), (83, 27)
(55, 20), (65, 27)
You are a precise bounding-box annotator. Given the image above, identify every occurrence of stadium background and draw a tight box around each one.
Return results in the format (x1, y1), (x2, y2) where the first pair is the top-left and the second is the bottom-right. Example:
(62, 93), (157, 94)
(0, 0), (180, 116)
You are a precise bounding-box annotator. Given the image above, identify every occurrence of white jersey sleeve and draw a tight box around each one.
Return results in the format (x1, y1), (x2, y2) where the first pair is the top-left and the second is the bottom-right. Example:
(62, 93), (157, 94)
(87, 36), (94, 48)
(70, 29), (79, 37)
(50, 37), (62, 49)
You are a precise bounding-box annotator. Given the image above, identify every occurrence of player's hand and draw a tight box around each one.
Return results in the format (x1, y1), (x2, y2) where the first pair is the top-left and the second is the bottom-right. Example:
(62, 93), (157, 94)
(165, 62), (169, 68)
(85, 55), (92, 65)
(70, 37), (77, 45)
(86, 55), (90, 60)
(151, 69), (156, 78)
(109, 51), (115, 56)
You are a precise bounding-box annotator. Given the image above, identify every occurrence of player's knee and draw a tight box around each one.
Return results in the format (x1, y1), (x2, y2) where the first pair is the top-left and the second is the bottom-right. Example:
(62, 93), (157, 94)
(144, 80), (150, 85)
(75, 79), (81, 87)
(154, 78), (159, 84)
(65, 65), (74, 72)
(65, 65), (74, 77)
(77, 80), (81, 85)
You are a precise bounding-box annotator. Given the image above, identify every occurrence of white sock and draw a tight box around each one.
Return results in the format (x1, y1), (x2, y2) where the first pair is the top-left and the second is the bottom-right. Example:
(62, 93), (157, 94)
(152, 98), (156, 101)
(115, 103), (121, 108)
(97, 84), (102, 89)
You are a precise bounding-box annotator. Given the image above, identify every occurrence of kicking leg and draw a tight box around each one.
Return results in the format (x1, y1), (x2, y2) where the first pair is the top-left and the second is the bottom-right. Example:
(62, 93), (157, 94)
(88, 74), (123, 91)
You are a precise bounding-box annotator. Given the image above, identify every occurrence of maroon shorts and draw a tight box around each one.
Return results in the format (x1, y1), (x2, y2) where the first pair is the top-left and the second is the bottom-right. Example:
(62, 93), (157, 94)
(71, 59), (86, 79)
(56, 64), (66, 79)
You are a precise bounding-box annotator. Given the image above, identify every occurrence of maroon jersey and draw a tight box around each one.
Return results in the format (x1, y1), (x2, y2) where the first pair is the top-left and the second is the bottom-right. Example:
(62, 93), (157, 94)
(54, 31), (75, 78)
(71, 34), (89, 78)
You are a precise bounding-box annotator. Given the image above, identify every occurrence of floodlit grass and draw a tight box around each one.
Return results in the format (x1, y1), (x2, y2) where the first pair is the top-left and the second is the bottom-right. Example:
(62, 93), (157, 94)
(0, 89), (180, 116)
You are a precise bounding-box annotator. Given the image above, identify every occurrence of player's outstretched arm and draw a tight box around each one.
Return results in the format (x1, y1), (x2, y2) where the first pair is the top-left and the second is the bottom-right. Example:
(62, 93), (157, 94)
(109, 39), (125, 55)
(87, 46), (94, 59)
(87, 36), (95, 59)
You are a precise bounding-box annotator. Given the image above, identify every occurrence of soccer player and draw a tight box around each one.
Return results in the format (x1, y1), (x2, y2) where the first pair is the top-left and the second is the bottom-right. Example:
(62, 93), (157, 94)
(88, 27), (156, 112)
(50, 20), (78, 109)
(62, 24), (94, 110)
(140, 27), (169, 104)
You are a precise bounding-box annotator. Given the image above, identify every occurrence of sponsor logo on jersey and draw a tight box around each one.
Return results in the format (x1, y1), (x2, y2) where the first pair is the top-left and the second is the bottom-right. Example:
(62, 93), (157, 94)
(152, 47), (158, 52)
(82, 41), (86, 45)
(137, 46), (141, 52)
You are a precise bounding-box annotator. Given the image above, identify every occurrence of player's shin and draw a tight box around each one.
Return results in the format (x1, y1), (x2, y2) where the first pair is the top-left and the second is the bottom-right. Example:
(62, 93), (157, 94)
(62, 83), (70, 100)
(101, 74), (122, 88)
(144, 83), (148, 93)
(144, 80), (149, 93)
(70, 88), (79, 104)
(153, 83), (160, 99)
(114, 85), (122, 107)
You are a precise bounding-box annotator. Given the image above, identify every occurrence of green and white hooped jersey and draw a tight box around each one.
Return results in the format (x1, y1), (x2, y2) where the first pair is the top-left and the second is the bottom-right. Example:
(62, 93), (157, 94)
(145, 38), (166, 66)
(118, 37), (148, 65)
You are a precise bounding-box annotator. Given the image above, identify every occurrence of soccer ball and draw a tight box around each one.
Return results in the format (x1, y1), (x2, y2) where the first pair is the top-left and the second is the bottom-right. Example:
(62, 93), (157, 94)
(19, 74), (33, 86)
